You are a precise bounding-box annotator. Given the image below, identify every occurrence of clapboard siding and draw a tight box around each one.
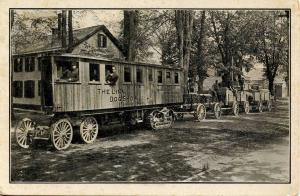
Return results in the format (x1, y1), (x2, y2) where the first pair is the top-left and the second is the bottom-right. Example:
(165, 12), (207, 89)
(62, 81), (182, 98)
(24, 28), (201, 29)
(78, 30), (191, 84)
(53, 58), (183, 112)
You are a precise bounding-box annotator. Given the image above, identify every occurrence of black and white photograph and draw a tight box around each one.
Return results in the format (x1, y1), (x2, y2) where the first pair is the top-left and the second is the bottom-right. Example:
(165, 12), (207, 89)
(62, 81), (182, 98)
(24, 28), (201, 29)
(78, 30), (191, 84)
(1, 1), (298, 193)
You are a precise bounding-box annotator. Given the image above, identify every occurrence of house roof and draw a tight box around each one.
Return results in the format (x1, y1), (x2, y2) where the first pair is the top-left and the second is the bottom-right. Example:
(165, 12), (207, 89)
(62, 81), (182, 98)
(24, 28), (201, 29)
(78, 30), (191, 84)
(13, 25), (125, 56)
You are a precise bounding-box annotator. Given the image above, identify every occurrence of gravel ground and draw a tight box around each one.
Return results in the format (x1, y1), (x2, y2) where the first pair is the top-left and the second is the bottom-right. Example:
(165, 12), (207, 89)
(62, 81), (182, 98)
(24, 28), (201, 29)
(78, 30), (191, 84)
(10, 99), (290, 182)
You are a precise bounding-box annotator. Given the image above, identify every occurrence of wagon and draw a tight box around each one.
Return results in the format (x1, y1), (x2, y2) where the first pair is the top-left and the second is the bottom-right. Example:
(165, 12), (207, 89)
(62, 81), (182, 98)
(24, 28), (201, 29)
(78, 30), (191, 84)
(174, 93), (222, 121)
(236, 90), (253, 114)
(247, 88), (273, 112)
(217, 87), (239, 116)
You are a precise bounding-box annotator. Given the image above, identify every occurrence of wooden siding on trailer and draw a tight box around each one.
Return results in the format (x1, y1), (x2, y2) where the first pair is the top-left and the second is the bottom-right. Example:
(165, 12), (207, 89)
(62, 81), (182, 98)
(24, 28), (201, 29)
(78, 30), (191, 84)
(53, 59), (183, 112)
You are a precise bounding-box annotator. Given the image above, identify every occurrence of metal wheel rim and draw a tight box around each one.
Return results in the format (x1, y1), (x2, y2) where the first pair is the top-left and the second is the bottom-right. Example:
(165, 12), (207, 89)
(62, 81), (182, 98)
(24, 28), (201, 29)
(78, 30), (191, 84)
(244, 101), (250, 114)
(258, 102), (263, 113)
(80, 117), (98, 144)
(267, 101), (272, 112)
(149, 111), (160, 130)
(233, 103), (239, 116)
(15, 118), (33, 149)
(197, 104), (206, 121)
(51, 119), (73, 150)
(214, 104), (221, 119)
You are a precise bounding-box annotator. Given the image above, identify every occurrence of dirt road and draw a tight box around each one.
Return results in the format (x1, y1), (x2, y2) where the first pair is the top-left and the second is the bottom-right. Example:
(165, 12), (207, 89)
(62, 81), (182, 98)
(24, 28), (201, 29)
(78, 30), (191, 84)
(10, 99), (290, 182)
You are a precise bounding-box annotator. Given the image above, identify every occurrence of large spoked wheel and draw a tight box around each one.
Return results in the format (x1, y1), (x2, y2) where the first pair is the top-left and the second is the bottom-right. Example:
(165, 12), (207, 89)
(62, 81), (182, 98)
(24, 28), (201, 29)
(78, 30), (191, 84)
(244, 101), (250, 114)
(214, 103), (222, 119)
(196, 104), (206, 121)
(267, 101), (272, 112)
(15, 118), (34, 149)
(51, 119), (73, 151)
(258, 101), (263, 113)
(80, 116), (98, 144)
(232, 102), (239, 116)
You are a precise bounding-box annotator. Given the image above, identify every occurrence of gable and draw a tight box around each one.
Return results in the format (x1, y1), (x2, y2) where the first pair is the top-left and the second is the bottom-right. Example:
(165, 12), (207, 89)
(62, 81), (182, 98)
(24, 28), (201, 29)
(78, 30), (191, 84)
(71, 30), (124, 60)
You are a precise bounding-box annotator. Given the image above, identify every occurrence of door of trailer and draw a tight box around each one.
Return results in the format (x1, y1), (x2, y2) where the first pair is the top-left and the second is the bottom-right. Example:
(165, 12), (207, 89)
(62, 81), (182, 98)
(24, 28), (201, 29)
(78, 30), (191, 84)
(40, 57), (53, 108)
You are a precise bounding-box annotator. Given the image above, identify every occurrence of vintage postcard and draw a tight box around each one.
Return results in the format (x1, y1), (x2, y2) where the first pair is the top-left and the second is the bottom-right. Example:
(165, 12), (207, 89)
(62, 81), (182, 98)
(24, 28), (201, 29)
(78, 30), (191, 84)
(0, 0), (299, 195)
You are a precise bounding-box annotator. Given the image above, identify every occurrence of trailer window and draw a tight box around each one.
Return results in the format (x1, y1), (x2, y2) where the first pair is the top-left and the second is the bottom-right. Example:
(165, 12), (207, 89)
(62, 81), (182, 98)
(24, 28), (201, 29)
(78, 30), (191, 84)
(174, 72), (179, 84)
(157, 70), (163, 83)
(14, 58), (23, 72)
(89, 63), (100, 82)
(25, 57), (35, 72)
(148, 68), (153, 82)
(24, 80), (35, 98)
(136, 68), (143, 83)
(124, 67), (131, 82)
(13, 81), (23, 98)
(57, 61), (79, 82)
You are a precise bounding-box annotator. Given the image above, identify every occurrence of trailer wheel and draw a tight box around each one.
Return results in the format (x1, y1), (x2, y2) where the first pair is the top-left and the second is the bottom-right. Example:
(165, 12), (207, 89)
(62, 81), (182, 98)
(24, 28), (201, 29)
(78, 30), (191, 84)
(15, 118), (34, 149)
(51, 119), (73, 150)
(232, 102), (239, 116)
(267, 101), (272, 112)
(244, 101), (250, 114)
(258, 101), (263, 113)
(196, 104), (206, 121)
(79, 116), (98, 144)
(214, 103), (222, 119)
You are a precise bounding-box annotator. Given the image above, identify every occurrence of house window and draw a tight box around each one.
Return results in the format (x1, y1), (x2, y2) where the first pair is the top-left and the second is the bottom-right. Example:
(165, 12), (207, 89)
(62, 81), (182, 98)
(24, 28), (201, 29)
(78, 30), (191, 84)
(124, 67), (131, 82)
(148, 68), (153, 82)
(157, 70), (163, 84)
(174, 72), (179, 84)
(38, 80), (41, 96)
(136, 68), (143, 83)
(57, 61), (79, 82)
(25, 57), (35, 72)
(13, 81), (23, 98)
(38, 58), (41, 71)
(24, 80), (35, 98)
(98, 34), (107, 48)
(166, 71), (171, 83)
(89, 63), (100, 82)
(14, 58), (23, 72)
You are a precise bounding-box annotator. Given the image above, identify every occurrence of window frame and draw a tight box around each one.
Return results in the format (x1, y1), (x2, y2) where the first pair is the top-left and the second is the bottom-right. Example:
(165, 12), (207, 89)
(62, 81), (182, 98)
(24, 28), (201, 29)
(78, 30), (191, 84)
(136, 67), (143, 84)
(166, 71), (171, 83)
(89, 63), (100, 82)
(98, 34), (107, 48)
(24, 80), (35, 98)
(157, 70), (163, 84)
(123, 66), (132, 83)
(14, 58), (23, 72)
(25, 57), (35, 72)
(174, 72), (179, 84)
(13, 81), (23, 98)
(148, 68), (153, 82)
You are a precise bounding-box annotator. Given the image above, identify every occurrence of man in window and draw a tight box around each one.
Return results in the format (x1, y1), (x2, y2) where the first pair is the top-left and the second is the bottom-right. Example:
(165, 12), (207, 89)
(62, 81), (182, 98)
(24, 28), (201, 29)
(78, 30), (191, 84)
(62, 64), (79, 82)
(106, 66), (118, 85)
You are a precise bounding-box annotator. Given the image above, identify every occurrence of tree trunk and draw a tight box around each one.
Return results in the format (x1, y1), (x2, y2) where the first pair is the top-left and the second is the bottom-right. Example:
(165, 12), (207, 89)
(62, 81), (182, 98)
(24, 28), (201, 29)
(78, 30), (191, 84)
(268, 77), (275, 96)
(197, 11), (206, 93)
(123, 10), (138, 61)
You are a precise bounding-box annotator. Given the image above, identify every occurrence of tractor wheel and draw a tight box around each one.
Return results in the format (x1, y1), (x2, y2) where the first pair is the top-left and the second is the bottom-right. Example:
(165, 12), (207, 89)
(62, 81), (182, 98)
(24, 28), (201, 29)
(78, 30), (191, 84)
(196, 104), (206, 121)
(244, 101), (250, 114)
(232, 102), (239, 116)
(214, 103), (222, 119)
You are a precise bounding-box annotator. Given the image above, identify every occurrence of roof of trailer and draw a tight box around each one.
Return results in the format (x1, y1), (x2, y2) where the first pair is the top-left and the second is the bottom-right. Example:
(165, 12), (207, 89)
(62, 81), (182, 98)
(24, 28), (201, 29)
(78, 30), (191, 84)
(57, 54), (182, 70)
(13, 25), (125, 56)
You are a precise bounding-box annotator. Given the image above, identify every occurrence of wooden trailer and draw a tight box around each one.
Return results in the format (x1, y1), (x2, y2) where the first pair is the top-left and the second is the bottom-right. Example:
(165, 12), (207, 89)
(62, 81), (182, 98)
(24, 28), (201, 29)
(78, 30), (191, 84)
(217, 87), (239, 116)
(247, 88), (273, 112)
(12, 54), (184, 150)
(175, 93), (222, 121)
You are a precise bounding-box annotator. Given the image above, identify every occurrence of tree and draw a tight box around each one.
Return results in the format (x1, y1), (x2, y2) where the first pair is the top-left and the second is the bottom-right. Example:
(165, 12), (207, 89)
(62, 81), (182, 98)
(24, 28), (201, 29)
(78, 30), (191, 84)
(123, 10), (139, 61)
(251, 11), (289, 95)
(175, 10), (194, 92)
(209, 11), (255, 88)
